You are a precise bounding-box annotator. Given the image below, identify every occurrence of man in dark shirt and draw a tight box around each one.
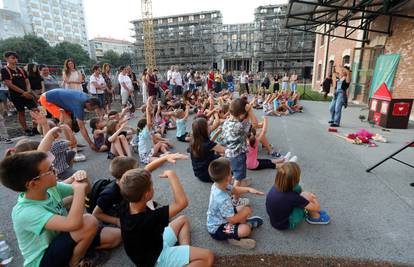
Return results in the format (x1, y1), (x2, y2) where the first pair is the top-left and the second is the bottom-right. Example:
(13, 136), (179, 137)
(119, 169), (214, 267)
(0, 51), (39, 136)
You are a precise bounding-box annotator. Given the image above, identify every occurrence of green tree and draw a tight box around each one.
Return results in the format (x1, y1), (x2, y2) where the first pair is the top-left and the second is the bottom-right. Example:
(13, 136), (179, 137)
(118, 52), (133, 67)
(99, 50), (120, 67)
(54, 41), (90, 66)
(0, 35), (56, 64)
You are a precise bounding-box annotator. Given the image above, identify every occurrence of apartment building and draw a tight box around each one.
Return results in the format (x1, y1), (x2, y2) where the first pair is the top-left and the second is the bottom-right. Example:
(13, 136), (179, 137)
(0, 8), (29, 40)
(89, 37), (134, 61)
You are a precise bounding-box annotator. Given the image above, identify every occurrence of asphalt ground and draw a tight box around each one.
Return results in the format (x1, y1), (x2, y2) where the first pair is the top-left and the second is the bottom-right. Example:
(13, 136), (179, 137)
(1, 100), (413, 266)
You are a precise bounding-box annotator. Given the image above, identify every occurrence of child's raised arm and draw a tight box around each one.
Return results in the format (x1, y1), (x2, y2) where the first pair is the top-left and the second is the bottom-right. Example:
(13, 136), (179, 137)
(145, 153), (189, 172)
(37, 126), (61, 152)
(246, 104), (258, 129)
(159, 170), (188, 218)
(183, 104), (190, 120)
(59, 124), (77, 148)
(257, 117), (268, 140)
(146, 96), (154, 129)
(108, 122), (127, 143)
(232, 186), (264, 197)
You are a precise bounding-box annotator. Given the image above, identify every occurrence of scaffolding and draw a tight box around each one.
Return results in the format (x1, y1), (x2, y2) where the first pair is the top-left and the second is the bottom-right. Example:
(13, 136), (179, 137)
(141, 0), (156, 69)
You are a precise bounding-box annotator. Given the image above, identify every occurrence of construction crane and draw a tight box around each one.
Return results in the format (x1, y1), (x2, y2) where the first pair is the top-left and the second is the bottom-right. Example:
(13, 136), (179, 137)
(141, 0), (156, 69)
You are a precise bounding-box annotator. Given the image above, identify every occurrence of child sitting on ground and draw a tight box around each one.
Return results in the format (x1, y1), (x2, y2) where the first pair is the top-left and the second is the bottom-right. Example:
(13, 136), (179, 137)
(206, 158), (264, 249)
(137, 97), (171, 164)
(92, 153), (188, 226)
(0, 151), (121, 267)
(221, 97), (258, 188)
(247, 117), (297, 171)
(90, 118), (109, 152)
(175, 104), (191, 142)
(106, 120), (132, 159)
(119, 168), (214, 266)
(266, 162), (331, 230)
(189, 117), (225, 183)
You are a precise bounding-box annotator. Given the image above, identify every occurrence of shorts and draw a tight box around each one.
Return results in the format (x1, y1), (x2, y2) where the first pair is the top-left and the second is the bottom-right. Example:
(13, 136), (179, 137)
(229, 153), (247, 181)
(10, 94), (37, 112)
(156, 226), (190, 267)
(140, 149), (154, 164)
(176, 132), (189, 142)
(39, 228), (101, 267)
(121, 89), (129, 106)
(210, 223), (240, 240)
(0, 90), (9, 102)
(289, 185), (305, 229)
(40, 94), (70, 119)
(282, 82), (288, 91)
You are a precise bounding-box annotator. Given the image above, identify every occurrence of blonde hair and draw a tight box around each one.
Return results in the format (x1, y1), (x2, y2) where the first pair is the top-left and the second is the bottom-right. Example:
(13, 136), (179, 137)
(275, 162), (301, 192)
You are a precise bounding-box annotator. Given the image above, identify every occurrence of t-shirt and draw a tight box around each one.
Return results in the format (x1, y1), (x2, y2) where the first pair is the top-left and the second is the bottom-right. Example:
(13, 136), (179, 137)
(138, 127), (152, 156)
(265, 185), (309, 230)
(45, 89), (90, 120)
(221, 118), (251, 158)
(120, 202), (169, 267)
(12, 183), (73, 267)
(42, 75), (60, 92)
(118, 73), (133, 93)
(96, 180), (121, 217)
(29, 75), (43, 91)
(1, 66), (28, 98)
(50, 140), (70, 175)
(89, 74), (105, 94)
(246, 140), (259, 169)
(171, 71), (183, 86)
(207, 183), (234, 233)
(240, 74), (248, 84)
(175, 118), (187, 137)
(190, 139), (219, 181)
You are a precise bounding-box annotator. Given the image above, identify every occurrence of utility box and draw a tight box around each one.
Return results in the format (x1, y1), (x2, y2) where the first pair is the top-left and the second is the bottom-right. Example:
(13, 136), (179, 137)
(368, 83), (413, 129)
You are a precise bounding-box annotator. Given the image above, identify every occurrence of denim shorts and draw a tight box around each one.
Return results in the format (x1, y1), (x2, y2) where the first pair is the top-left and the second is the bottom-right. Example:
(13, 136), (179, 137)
(156, 226), (190, 267)
(0, 90), (9, 102)
(229, 153), (247, 181)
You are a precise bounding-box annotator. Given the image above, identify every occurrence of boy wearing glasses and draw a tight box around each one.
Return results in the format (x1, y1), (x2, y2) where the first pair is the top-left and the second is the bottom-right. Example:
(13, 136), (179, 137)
(0, 151), (121, 267)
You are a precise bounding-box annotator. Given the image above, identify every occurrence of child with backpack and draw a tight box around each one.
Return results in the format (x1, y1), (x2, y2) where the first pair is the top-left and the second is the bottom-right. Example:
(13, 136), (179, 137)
(266, 162), (331, 230)
(0, 151), (121, 267)
(90, 153), (188, 227)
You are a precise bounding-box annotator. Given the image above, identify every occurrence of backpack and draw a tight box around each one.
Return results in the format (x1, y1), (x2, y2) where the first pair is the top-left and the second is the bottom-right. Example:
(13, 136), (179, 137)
(4, 66), (26, 81)
(85, 178), (114, 213)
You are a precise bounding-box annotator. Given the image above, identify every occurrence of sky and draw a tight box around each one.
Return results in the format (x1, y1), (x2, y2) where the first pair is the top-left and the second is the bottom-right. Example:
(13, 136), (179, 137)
(1, 0), (287, 42)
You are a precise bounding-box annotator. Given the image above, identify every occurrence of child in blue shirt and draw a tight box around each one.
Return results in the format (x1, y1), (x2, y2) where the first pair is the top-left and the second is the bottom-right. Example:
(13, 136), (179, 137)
(175, 104), (191, 142)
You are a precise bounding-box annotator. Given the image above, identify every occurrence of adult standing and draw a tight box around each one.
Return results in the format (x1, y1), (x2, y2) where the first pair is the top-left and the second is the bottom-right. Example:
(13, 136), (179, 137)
(89, 64), (106, 116)
(62, 59), (83, 91)
(39, 89), (100, 150)
(273, 73), (280, 93)
(118, 66), (134, 108)
(39, 65), (60, 92)
(127, 66), (140, 105)
(207, 68), (215, 92)
(239, 71), (249, 94)
(26, 63), (44, 100)
(321, 75), (333, 100)
(141, 68), (148, 103)
(166, 65), (173, 88)
(1, 51), (39, 136)
(261, 73), (270, 91)
(102, 63), (113, 112)
(172, 66), (183, 97)
(226, 71), (234, 93)
(290, 71), (298, 92)
(329, 66), (351, 127)
(282, 73), (289, 91)
(146, 68), (157, 98)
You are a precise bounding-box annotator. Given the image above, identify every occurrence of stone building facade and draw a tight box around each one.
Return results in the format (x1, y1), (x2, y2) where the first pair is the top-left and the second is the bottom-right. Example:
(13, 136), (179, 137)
(132, 4), (315, 77)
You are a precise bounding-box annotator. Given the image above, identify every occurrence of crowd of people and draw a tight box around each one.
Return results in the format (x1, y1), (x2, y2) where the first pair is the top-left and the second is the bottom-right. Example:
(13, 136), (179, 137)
(0, 51), (334, 267)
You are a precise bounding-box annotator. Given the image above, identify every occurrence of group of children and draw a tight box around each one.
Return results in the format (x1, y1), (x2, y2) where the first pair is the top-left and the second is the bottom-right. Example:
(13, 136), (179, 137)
(253, 90), (303, 116)
(0, 88), (331, 267)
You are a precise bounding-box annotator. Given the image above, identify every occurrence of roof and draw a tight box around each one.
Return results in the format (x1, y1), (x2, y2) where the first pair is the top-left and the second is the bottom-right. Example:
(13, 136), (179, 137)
(131, 10), (222, 23)
(372, 82), (392, 101)
(89, 37), (132, 45)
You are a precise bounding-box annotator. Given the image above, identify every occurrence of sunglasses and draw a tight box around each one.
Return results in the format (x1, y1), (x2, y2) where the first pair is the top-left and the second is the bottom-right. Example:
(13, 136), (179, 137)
(32, 165), (57, 181)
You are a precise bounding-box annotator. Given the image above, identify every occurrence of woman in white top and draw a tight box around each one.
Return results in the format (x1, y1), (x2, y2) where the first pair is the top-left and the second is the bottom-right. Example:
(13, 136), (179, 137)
(141, 68), (148, 103)
(62, 59), (82, 91)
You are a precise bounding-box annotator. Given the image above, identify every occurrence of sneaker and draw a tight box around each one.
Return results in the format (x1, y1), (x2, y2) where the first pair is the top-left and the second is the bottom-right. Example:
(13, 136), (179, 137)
(228, 238), (256, 249)
(270, 150), (281, 158)
(74, 153), (86, 162)
(305, 211), (331, 225)
(24, 129), (35, 136)
(328, 120), (333, 124)
(246, 216), (264, 229)
(283, 152), (291, 161)
(240, 178), (252, 187)
(78, 250), (110, 267)
(289, 156), (298, 163)
(330, 123), (340, 127)
(0, 136), (13, 144)
(232, 197), (250, 207)
(107, 152), (116, 160)
(77, 143), (87, 148)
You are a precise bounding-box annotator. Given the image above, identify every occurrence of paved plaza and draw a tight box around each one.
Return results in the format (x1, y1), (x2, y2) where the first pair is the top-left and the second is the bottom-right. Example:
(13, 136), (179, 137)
(1, 100), (413, 266)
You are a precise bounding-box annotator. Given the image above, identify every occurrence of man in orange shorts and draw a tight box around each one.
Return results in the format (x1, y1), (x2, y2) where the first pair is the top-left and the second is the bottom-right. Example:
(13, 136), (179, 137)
(40, 89), (100, 151)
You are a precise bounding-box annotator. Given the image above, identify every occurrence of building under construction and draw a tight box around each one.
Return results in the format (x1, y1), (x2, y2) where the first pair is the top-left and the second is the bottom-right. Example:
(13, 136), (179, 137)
(132, 4), (315, 78)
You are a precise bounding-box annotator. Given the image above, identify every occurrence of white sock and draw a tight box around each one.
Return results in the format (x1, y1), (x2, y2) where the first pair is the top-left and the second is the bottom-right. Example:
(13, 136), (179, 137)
(289, 156), (298, 162)
(283, 152), (291, 160)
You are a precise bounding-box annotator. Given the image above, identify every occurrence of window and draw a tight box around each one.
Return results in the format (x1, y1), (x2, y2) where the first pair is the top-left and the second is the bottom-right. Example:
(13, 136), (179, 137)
(178, 17), (183, 22)
(328, 60), (334, 76)
(189, 15), (194, 21)
(241, 34), (247, 41)
(170, 48), (175, 55)
(211, 13), (217, 18)
(274, 7), (281, 13)
(342, 55), (350, 65)
(180, 47), (185, 55)
(232, 34), (237, 41)
(168, 18), (173, 23)
(317, 64), (322, 81)
(200, 14), (205, 19)
(320, 35), (324, 46)
(158, 19), (163, 24)
(260, 9), (267, 14)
